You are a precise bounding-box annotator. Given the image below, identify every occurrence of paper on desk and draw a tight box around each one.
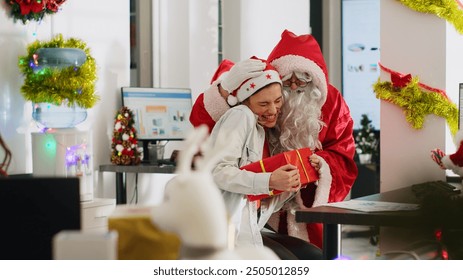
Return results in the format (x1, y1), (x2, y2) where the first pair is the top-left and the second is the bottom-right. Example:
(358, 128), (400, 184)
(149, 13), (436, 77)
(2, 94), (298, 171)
(322, 200), (419, 212)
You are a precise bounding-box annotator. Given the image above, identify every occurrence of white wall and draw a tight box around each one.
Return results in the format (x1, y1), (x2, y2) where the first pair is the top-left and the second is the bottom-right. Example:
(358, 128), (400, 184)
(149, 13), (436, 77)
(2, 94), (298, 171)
(445, 21), (463, 157)
(0, 0), (314, 205)
(152, 0), (220, 99)
(323, 0), (342, 91)
(0, 0), (130, 201)
(0, 15), (52, 174)
(136, 0), (312, 205)
(51, 0), (131, 171)
(222, 0), (310, 64)
(152, 0), (311, 104)
(380, 0), (447, 191)
(379, 0), (463, 254)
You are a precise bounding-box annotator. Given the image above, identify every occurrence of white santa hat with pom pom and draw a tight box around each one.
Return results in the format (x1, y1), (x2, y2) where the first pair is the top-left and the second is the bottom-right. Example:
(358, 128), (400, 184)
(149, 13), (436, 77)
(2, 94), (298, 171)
(226, 57), (281, 106)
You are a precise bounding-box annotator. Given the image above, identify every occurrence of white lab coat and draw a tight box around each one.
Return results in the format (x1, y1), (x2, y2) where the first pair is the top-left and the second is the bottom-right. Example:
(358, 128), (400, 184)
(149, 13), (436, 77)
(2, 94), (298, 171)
(210, 105), (296, 247)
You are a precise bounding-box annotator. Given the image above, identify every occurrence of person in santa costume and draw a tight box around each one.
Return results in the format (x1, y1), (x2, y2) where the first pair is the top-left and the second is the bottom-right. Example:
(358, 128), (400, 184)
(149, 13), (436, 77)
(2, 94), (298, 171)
(431, 130), (463, 177)
(264, 30), (358, 249)
(189, 30), (357, 252)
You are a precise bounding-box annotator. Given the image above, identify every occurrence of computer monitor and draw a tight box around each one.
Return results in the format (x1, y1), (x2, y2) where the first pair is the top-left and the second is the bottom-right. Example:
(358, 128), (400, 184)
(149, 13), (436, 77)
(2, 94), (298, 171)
(0, 177), (81, 260)
(121, 87), (193, 142)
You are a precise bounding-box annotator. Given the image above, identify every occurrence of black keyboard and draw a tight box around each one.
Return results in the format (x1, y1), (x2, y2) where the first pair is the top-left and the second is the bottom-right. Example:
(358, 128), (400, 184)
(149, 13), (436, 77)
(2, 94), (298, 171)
(411, 180), (461, 199)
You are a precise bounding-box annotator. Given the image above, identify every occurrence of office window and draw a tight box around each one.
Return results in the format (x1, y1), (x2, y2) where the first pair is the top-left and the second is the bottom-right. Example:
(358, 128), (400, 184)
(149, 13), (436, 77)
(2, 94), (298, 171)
(342, 0), (380, 129)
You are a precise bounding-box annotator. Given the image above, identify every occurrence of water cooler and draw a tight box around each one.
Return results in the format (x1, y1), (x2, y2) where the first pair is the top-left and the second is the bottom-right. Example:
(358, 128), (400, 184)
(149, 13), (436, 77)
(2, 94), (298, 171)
(31, 128), (94, 202)
(27, 46), (95, 202)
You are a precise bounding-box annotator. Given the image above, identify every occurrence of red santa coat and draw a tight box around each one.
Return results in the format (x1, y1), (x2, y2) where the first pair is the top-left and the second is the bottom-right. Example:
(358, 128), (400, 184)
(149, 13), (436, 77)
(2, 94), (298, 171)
(266, 30), (358, 249)
(189, 59), (234, 133)
(269, 83), (357, 249)
(318, 85), (357, 202)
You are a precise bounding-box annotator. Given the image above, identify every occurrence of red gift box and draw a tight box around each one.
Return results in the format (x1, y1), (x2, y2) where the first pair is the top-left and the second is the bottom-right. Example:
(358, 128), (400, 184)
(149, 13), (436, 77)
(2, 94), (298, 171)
(241, 148), (319, 201)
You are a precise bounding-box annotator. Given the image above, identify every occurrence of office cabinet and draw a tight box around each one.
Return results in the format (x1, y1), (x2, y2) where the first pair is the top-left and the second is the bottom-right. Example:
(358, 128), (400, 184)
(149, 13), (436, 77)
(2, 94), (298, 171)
(81, 198), (116, 232)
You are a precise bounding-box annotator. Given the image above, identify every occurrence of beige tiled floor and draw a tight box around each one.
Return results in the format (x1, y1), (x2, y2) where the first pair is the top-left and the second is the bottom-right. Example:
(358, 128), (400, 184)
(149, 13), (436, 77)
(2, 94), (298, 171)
(340, 225), (379, 260)
(340, 225), (445, 260)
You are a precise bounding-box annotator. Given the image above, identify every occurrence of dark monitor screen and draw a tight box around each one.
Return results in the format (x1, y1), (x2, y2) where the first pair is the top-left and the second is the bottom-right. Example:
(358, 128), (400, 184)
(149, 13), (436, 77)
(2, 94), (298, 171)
(0, 177), (81, 260)
(121, 87), (193, 141)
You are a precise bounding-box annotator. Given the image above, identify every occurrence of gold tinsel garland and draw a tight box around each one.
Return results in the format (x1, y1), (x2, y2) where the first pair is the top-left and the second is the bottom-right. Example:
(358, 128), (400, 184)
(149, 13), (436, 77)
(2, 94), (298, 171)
(18, 34), (98, 109)
(373, 77), (458, 135)
(397, 0), (463, 34)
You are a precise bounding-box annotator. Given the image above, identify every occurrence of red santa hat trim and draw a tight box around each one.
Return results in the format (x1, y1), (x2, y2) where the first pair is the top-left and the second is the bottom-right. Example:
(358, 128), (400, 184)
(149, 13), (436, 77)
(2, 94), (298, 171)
(267, 30), (328, 105)
(210, 59), (235, 84)
(227, 57), (281, 106)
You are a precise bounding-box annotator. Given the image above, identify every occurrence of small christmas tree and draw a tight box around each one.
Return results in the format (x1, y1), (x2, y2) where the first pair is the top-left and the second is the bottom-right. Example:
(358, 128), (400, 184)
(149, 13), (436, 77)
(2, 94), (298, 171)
(355, 114), (378, 156)
(110, 107), (142, 165)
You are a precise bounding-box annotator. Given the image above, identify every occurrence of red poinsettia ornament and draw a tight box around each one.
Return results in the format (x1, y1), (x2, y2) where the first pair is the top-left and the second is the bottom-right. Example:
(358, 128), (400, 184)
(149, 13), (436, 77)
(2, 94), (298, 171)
(3, 0), (67, 24)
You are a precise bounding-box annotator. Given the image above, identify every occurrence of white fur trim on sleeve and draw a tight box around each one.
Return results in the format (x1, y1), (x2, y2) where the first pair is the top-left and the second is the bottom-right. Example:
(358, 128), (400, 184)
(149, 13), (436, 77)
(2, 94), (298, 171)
(442, 155), (463, 177)
(286, 194), (310, 242)
(284, 156), (332, 243)
(203, 81), (231, 122)
(312, 156), (332, 207)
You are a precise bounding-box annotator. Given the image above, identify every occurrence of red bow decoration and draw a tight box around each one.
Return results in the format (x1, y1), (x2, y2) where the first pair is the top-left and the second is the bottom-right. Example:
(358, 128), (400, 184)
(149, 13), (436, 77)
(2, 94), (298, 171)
(46, 0), (66, 12)
(391, 72), (412, 88)
(8, 0), (67, 22)
(16, 0), (44, 15)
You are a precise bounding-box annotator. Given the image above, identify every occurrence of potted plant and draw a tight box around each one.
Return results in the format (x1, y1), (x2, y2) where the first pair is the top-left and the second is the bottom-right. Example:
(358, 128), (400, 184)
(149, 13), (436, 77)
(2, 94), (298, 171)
(355, 114), (378, 164)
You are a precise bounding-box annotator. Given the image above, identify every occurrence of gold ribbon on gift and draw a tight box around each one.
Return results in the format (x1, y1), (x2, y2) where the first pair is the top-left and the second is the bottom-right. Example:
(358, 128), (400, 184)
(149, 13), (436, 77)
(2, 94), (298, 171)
(259, 150), (310, 181)
(258, 160), (273, 197)
(258, 149), (310, 187)
(295, 149), (310, 182)
(259, 160), (266, 173)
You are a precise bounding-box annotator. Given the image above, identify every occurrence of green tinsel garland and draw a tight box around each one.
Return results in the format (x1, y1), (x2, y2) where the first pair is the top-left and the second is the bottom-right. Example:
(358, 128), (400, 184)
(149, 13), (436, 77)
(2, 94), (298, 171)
(398, 0), (463, 34)
(18, 34), (99, 109)
(373, 77), (458, 135)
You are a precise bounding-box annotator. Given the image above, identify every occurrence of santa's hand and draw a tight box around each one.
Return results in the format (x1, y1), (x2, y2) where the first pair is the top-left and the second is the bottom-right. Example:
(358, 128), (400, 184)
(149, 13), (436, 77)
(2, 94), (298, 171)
(430, 148), (446, 169)
(309, 154), (321, 172)
(220, 58), (266, 93)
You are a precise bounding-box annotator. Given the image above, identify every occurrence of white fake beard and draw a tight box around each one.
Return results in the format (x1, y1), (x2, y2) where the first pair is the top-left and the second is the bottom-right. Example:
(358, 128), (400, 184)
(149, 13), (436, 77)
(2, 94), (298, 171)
(269, 83), (325, 154)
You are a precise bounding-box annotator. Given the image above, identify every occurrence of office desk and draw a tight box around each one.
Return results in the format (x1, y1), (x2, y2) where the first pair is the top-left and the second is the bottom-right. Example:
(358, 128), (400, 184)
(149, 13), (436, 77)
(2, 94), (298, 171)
(295, 186), (435, 260)
(99, 164), (176, 204)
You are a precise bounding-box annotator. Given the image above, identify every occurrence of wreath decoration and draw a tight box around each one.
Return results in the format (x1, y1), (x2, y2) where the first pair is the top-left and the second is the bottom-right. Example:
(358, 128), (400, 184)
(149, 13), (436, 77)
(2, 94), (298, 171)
(397, 0), (463, 34)
(373, 76), (458, 136)
(3, 0), (67, 24)
(18, 33), (99, 109)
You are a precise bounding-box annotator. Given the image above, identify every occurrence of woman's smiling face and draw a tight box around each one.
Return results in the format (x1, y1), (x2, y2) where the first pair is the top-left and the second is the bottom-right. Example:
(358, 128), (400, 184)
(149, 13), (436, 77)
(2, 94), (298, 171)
(243, 83), (283, 128)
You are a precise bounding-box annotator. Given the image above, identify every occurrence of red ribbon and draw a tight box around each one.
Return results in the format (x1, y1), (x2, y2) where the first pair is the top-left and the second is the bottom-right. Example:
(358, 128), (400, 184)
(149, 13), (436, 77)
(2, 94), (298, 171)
(378, 61), (450, 101)
(391, 72), (412, 88)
